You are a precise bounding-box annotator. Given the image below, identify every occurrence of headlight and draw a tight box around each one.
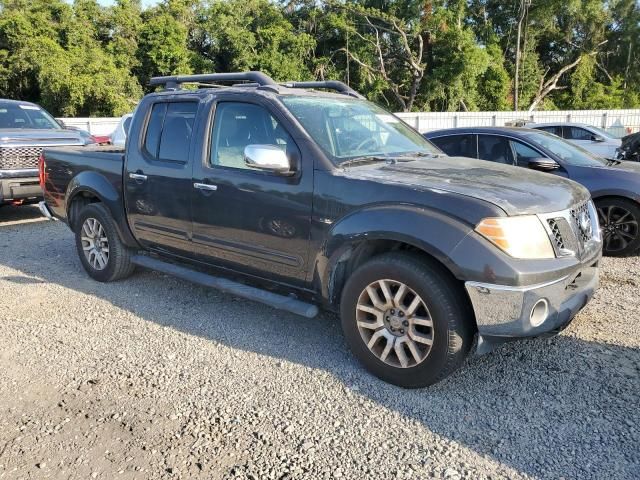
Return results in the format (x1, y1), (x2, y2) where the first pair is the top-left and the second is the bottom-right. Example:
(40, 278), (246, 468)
(475, 215), (555, 259)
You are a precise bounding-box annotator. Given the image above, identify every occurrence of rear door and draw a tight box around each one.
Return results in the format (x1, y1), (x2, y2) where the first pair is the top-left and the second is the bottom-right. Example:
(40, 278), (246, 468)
(190, 96), (313, 284)
(125, 99), (199, 255)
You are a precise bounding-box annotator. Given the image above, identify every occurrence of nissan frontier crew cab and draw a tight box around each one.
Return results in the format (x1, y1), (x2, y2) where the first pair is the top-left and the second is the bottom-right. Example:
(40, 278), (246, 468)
(39, 72), (602, 388)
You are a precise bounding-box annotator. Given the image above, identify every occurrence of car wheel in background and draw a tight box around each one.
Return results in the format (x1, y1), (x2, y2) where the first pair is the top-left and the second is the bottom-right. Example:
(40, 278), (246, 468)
(340, 252), (475, 388)
(596, 198), (640, 256)
(74, 203), (135, 282)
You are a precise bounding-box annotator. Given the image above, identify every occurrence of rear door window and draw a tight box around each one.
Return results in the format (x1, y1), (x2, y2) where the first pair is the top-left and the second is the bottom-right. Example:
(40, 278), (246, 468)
(429, 134), (477, 158)
(144, 101), (198, 162)
(477, 135), (515, 165)
(564, 127), (592, 141)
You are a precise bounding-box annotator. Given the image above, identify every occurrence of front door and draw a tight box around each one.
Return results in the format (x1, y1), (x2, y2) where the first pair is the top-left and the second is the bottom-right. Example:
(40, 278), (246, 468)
(191, 98), (313, 284)
(125, 99), (199, 255)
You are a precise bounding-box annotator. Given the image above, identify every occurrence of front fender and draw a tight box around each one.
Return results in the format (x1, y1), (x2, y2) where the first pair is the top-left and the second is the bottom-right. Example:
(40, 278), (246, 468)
(314, 204), (473, 304)
(66, 171), (138, 248)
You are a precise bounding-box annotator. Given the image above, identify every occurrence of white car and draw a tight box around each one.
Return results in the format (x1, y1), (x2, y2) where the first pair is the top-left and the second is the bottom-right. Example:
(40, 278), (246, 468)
(529, 122), (622, 159)
(109, 113), (133, 147)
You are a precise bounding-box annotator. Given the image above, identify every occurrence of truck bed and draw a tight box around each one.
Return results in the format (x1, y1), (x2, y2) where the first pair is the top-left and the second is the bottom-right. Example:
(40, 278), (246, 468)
(42, 145), (126, 222)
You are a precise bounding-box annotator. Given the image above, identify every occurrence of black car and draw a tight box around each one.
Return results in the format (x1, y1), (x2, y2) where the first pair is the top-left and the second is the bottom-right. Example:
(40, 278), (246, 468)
(39, 72), (601, 388)
(425, 127), (640, 256)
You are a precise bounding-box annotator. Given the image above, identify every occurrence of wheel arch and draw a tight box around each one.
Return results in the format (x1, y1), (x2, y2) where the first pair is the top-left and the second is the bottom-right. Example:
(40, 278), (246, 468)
(314, 205), (474, 313)
(66, 171), (139, 248)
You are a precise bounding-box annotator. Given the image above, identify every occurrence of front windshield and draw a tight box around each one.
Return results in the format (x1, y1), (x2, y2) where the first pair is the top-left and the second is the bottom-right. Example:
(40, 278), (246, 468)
(0, 103), (61, 130)
(523, 130), (607, 167)
(588, 125), (621, 139)
(280, 96), (440, 163)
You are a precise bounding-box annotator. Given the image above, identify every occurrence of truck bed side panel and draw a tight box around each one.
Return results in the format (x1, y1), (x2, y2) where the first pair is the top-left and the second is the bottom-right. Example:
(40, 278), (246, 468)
(43, 146), (138, 247)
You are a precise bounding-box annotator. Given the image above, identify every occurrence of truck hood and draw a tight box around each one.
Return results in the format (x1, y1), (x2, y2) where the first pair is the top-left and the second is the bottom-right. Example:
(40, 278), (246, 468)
(0, 128), (85, 146)
(342, 156), (590, 216)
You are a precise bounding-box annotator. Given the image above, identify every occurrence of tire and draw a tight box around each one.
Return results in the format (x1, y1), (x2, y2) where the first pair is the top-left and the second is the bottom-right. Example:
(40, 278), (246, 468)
(74, 203), (135, 282)
(596, 198), (640, 256)
(340, 252), (475, 388)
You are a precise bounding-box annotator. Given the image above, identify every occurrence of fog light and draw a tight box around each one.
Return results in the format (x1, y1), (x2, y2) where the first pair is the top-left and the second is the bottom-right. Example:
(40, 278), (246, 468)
(530, 299), (549, 327)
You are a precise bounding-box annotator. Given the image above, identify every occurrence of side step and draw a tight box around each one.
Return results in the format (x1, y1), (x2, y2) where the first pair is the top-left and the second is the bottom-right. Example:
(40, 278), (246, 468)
(131, 255), (319, 319)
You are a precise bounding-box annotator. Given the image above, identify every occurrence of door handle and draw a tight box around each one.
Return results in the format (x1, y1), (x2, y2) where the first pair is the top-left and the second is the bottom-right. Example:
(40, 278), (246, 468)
(194, 182), (217, 191)
(129, 173), (148, 181)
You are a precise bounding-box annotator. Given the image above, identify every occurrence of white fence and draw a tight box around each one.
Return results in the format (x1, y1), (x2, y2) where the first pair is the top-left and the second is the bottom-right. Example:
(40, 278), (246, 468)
(58, 117), (121, 136)
(61, 108), (640, 137)
(396, 109), (640, 136)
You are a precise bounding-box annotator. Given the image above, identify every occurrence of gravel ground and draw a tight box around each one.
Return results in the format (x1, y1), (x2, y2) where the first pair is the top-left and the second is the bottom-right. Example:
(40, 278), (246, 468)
(0, 205), (638, 480)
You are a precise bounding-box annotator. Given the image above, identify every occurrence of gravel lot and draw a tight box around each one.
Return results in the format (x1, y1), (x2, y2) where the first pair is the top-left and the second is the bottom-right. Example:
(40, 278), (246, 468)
(0, 205), (638, 480)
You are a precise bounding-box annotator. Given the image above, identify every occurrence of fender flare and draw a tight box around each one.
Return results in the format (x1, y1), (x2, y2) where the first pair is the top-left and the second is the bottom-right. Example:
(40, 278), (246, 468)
(314, 204), (472, 305)
(66, 171), (139, 248)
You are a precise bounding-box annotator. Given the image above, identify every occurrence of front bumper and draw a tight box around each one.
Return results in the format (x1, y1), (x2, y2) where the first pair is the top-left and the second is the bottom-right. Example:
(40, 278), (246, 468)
(465, 254), (600, 353)
(0, 170), (41, 203)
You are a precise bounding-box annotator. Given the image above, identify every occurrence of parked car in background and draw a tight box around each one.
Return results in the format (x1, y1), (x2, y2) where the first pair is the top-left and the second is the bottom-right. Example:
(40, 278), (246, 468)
(110, 113), (133, 147)
(62, 125), (110, 145)
(621, 131), (640, 162)
(425, 127), (640, 256)
(528, 122), (622, 160)
(40, 72), (601, 388)
(0, 99), (88, 207)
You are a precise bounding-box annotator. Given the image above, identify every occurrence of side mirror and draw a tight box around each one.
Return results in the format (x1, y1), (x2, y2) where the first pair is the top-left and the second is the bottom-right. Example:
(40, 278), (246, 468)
(528, 157), (560, 172)
(592, 134), (605, 142)
(244, 144), (292, 174)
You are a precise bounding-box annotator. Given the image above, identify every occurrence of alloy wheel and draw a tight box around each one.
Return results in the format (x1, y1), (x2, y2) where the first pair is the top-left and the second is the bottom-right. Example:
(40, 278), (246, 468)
(597, 205), (639, 253)
(80, 217), (110, 270)
(356, 279), (434, 368)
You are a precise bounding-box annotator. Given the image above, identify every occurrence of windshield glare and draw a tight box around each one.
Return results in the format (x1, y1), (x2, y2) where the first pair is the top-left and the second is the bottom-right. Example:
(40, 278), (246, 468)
(0, 103), (61, 130)
(280, 96), (439, 163)
(524, 130), (607, 166)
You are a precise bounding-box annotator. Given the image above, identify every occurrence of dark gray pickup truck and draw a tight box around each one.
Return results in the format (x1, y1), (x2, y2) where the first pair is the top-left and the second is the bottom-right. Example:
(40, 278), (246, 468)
(0, 99), (87, 206)
(39, 72), (602, 387)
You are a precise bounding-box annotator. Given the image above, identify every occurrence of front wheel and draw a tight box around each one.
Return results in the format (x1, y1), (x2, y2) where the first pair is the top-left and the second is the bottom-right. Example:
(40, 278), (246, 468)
(596, 198), (640, 256)
(74, 203), (135, 282)
(340, 252), (475, 388)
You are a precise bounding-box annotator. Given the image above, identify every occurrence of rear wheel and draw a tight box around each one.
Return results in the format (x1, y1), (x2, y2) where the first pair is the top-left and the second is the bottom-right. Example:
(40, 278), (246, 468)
(596, 198), (640, 256)
(74, 203), (135, 282)
(340, 252), (475, 388)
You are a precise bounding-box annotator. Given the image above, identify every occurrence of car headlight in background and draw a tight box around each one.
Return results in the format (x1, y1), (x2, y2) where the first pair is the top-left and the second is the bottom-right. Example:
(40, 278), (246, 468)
(475, 216), (555, 259)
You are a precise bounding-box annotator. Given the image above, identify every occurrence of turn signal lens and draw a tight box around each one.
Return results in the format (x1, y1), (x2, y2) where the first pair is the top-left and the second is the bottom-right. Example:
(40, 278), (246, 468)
(475, 216), (555, 259)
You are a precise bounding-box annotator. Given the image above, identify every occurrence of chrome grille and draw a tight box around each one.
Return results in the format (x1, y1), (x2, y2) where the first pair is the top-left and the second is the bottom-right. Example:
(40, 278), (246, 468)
(547, 219), (565, 249)
(570, 202), (593, 244)
(0, 146), (43, 170)
(541, 201), (597, 257)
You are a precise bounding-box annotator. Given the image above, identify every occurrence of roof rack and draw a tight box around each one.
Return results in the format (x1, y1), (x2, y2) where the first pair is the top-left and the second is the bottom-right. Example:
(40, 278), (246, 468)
(149, 72), (365, 99)
(149, 71), (278, 90)
(282, 81), (364, 99)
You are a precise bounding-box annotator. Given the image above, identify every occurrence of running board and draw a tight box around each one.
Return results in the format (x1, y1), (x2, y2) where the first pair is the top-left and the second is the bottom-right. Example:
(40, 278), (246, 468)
(131, 255), (319, 319)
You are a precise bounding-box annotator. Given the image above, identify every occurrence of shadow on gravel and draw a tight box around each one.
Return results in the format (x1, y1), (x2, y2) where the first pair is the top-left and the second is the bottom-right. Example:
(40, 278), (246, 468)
(2, 219), (639, 479)
(0, 204), (45, 225)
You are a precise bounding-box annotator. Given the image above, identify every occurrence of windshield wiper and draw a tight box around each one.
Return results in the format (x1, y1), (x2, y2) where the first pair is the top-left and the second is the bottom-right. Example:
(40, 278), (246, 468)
(341, 153), (435, 168)
(606, 158), (622, 166)
(340, 156), (395, 167)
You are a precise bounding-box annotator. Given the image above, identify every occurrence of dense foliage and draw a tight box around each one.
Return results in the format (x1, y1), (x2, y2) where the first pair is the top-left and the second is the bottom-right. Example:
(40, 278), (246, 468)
(0, 0), (638, 115)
